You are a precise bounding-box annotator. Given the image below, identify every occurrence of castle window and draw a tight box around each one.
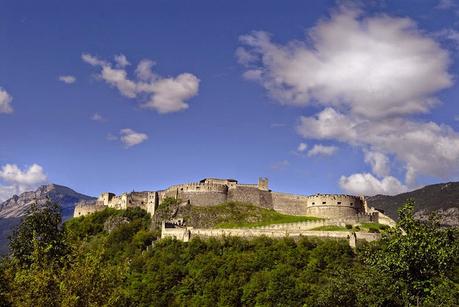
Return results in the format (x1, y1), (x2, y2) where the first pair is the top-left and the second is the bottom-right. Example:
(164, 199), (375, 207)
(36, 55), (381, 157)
(350, 203), (353, 206)
(322, 201), (326, 204)
(181, 188), (183, 191)
(337, 201), (341, 205)
(312, 202), (315, 205)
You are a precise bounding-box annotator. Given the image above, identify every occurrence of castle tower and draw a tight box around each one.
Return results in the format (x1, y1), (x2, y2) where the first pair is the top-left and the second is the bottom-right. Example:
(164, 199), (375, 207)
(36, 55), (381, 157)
(120, 193), (128, 210)
(258, 177), (269, 191)
(147, 192), (158, 216)
(98, 192), (114, 207)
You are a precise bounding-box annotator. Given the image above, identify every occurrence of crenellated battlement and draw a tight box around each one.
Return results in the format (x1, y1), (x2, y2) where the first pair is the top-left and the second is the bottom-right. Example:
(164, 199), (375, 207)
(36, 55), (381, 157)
(167, 182), (229, 193)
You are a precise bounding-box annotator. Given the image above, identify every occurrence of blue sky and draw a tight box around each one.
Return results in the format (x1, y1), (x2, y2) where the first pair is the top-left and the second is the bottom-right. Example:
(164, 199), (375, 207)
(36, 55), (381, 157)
(1, 0), (459, 200)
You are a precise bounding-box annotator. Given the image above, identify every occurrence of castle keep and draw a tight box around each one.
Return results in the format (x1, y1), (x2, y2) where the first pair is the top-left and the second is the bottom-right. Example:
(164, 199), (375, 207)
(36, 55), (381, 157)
(74, 177), (393, 225)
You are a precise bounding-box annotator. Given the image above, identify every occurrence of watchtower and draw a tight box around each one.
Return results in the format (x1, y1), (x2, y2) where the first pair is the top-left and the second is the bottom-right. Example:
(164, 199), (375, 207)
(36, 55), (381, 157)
(258, 177), (269, 191)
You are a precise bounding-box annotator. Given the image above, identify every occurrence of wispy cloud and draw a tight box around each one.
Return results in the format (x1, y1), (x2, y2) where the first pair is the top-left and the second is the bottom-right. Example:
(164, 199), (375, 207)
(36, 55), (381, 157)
(114, 54), (130, 67)
(435, 28), (459, 51)
(0, 88), (13, 114)
(297, 142), (307, 152)
(270, 160), (289, 171)
(436, 0), (455, 9)
(307, 144), (338, 157)
(58, 75), (76, 84)
(91, 113), (106, 122)
(106, 133), (118, 141)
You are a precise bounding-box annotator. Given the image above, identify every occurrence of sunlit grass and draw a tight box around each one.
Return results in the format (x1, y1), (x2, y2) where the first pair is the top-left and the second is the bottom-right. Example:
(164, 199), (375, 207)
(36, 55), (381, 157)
(186, 202), (321, 229)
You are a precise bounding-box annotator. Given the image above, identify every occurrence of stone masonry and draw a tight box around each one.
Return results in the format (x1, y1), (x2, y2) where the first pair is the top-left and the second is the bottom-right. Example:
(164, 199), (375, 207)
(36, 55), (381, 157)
(73, 177), (394, 226)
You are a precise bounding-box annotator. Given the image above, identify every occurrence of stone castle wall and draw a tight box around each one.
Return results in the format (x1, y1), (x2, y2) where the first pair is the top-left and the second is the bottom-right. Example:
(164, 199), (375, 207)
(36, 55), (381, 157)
(73, 177), (394, 226)
(161, 225), (381, 246)
(305, 194), (365, 219)
(165, 182), (229, 207)
(73, 202), (106, 217)
(272, 192), (309, 215)
(227, 186), (273, 209)
(187, 228), (380, 242)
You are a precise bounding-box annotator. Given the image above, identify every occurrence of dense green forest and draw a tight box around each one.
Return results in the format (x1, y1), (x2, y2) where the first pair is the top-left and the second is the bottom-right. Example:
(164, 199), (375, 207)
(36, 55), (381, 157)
(0, 200), (458, 307)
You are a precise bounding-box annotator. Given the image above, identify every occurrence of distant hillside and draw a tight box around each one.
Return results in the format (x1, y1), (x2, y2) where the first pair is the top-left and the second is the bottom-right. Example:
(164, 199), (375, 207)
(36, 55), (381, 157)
(0, 184), (95, 254)
(367, 182), (459, 226)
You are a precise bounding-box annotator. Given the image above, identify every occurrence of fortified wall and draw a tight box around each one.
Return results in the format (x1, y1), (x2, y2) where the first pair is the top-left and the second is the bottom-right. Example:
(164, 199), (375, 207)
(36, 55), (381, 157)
(73, 177), (392, 226)
(161, 221), (381, 247)
(74, 191), (158, 217)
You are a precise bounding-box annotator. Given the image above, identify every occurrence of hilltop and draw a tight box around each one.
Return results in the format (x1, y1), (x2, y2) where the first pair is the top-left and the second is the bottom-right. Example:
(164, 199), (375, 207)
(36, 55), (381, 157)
(366, 181), (459, 226)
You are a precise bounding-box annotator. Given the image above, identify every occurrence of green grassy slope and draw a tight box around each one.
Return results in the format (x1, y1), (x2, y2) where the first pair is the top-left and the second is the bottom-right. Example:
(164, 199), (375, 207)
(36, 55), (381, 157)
(181, 201), (321, 229)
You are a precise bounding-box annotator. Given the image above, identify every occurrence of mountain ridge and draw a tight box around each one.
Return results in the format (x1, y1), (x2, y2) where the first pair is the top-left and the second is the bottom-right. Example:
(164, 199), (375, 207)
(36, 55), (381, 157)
(366, 181), (459, 226)
(0, 184), (95, 254)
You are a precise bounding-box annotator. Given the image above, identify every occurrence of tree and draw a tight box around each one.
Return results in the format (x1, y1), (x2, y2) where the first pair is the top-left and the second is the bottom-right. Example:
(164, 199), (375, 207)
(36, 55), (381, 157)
(362, 200), (459, 306)
(9, 200), (68, 266)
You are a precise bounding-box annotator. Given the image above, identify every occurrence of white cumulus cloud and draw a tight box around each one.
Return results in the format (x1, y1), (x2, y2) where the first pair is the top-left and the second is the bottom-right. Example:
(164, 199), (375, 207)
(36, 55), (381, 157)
(307, 144), (338, 157)
(363, 150), (390, 178)
(239, 7), (458, 193)
(120, 128), (148, 148)
(82, 53), (200, 113)
(238, 8), (452, 119)
(142, 73), (200, 113)
(0, 88), (13, 114)
(58, 75), (76, 84)
(297, 108), (459, 182)
(0, 164), (48, 202)
(339, 173), (408, 196)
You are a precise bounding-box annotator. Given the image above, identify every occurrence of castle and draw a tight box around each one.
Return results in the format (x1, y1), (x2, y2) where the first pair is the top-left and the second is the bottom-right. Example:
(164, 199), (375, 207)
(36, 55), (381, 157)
(74, 177), (394, 226)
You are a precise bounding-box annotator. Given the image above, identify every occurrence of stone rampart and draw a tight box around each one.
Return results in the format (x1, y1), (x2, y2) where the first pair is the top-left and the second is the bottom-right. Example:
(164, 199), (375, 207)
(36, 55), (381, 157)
(272, 192), (309, 215)
(307, 194), (364, 210)
(227, 186), (273, 209)
(304, 194), (364, 219)
(73, 177), (396, 227)
(73, 202), (106, 218)
(167, 227), (381, 246)
(179, 191), (228, 207)
(305, 206), (357, 219)
(161, 221), (191, 242)
(372, 210), (396, 226)
(163, 182), (229, 207)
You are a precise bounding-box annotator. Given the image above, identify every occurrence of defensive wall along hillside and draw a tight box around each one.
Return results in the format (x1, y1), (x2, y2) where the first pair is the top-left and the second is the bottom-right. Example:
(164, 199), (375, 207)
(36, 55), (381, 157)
(161, 220), (381, 247)
(272, 192), (309, 215)
(74, 177), (393, 227)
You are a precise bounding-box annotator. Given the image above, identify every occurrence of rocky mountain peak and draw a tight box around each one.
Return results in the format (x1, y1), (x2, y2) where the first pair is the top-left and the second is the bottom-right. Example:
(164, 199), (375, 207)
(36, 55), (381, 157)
(0, 184), (95, 220)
